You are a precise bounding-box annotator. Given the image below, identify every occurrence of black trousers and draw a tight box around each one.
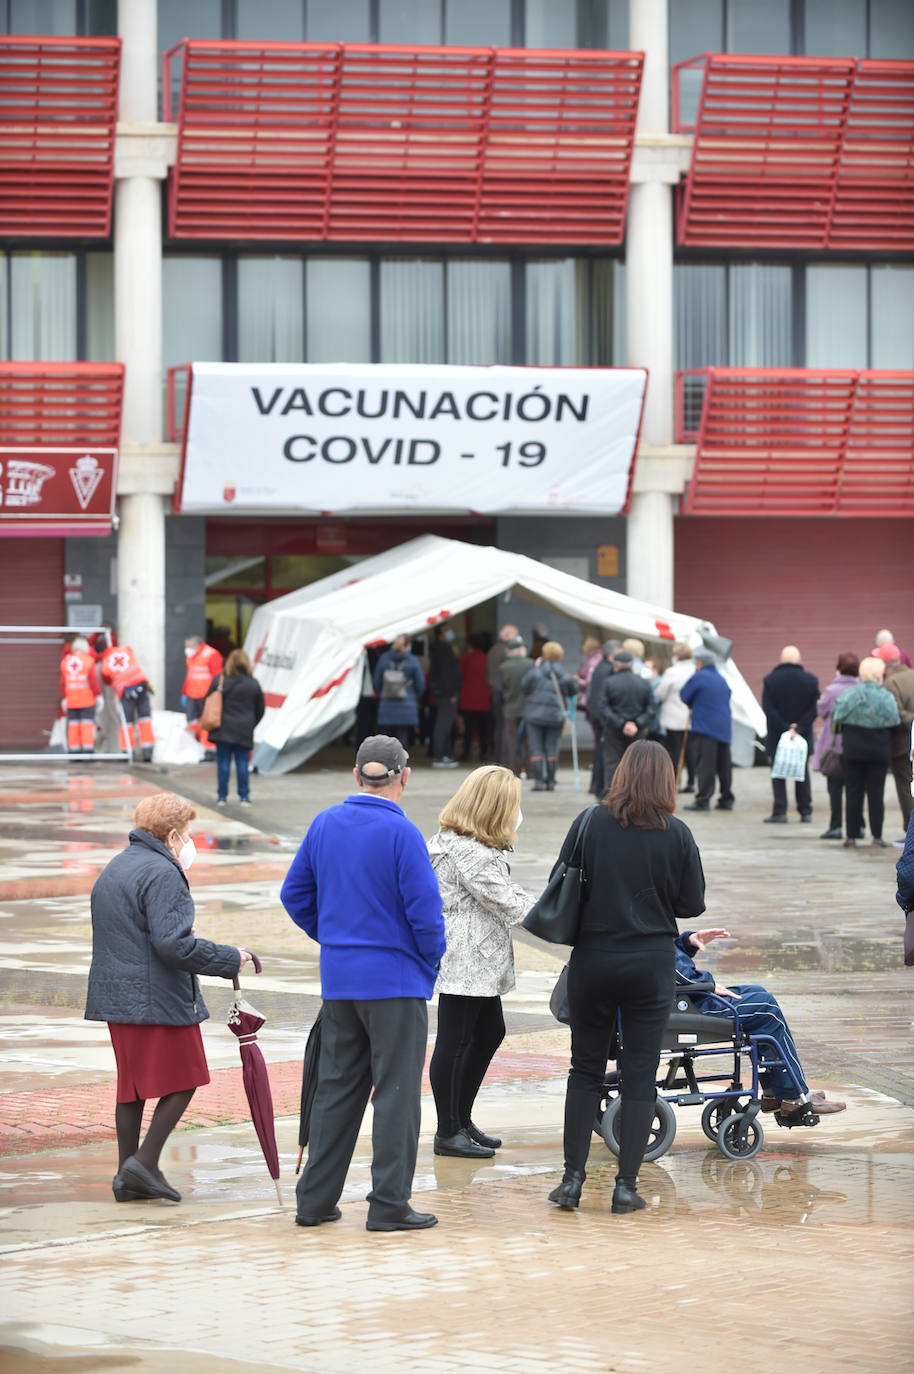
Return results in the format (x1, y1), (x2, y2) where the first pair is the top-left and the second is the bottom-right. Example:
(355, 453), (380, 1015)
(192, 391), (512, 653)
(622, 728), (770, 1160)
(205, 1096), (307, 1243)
(693, 732), (733, 805)
(461, 709), (491, 759)
(295, 997), (427, 1225)
(432, 697), (457, 759)
(844, 757), (888, 842)
(771, 767), (812, 818)
(429, 993), (506, 1137)
(826, 774), (846, 831)
(589, 719), (605, 795)
(563, 940), (674, 1175)
(602, 726), (645, 786)
(890, 752), (914, 831)
(663, 729), (694, 786)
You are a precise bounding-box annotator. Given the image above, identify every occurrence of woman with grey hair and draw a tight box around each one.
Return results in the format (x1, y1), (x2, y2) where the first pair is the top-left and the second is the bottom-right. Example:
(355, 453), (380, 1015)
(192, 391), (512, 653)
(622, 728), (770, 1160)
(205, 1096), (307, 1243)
(832, 657), (901, 848)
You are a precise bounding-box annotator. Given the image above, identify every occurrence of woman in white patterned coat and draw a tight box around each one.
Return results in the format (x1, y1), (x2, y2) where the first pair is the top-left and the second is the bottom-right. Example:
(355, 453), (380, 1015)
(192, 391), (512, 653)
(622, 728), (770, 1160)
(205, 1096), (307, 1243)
(428, 766), (533, 1159)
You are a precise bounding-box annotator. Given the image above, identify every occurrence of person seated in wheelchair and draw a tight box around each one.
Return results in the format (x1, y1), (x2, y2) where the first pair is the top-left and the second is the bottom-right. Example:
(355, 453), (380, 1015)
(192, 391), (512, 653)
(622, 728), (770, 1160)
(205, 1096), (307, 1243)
(674, 927), (846, 1127)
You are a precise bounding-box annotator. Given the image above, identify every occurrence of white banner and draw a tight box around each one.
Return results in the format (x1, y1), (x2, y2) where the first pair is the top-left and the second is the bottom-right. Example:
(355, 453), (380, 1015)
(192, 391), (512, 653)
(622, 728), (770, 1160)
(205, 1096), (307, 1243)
(178, 362), (647, 515)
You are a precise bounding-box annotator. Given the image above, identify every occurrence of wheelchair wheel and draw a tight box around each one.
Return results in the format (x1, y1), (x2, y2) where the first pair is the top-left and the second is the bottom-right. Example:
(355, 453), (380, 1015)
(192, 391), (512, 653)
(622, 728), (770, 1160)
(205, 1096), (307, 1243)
(716, 1112), (763, 1161)
(600, 1096), (677, 1162)
(593, 1075), (620, 1136)
(700, 1101), (732, 1144)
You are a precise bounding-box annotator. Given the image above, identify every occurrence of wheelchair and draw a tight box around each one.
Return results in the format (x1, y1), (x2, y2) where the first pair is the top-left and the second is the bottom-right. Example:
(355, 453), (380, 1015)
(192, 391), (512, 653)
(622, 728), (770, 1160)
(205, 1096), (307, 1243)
(593, 986), (816, 1163)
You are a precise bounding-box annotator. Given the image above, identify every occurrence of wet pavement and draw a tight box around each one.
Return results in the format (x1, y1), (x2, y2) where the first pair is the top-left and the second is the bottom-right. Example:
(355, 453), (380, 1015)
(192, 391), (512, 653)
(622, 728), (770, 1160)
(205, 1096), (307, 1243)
(0, 756), (912, 1373)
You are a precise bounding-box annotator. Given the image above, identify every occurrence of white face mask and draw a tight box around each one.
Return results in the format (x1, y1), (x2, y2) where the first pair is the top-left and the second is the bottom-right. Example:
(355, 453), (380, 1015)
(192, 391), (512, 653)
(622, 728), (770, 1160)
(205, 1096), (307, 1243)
(173, 833), (196, 871)
(184, 647), (194, 658)
(515, 810), (524, 830)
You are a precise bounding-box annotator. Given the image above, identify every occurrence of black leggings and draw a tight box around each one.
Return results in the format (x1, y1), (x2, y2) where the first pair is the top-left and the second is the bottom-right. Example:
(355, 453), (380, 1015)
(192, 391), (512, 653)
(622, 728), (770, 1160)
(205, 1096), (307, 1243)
(844, 757), (888, 841)
(429, 993), (506, 1137)
(563, 940), (674, 1176)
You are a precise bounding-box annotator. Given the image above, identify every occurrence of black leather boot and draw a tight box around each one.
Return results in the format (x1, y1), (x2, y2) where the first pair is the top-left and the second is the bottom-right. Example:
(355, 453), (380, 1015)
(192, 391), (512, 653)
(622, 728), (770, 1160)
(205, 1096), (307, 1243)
(545, 759), (556, 791)
(611, 1096), (657, 1214)
(548, 1170), (585, 1209)
(532, 760), (547, 791)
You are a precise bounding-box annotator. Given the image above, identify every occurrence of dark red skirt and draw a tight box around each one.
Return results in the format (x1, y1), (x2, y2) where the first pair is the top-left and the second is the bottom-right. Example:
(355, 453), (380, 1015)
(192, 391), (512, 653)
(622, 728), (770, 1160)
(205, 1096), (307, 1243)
(108, 1022), (210, 1102)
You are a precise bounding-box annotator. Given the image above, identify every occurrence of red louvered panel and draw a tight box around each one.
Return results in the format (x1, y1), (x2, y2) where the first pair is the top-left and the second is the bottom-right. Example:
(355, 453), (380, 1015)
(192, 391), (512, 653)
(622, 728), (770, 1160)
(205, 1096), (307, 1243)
(0, 36), (120, 238)
(672, 53), (914, 251)
(0, 363), (124, 447)
(679, 368), (914, 517)
(831, 61), (914, 251)
(164, 40), (642, 244)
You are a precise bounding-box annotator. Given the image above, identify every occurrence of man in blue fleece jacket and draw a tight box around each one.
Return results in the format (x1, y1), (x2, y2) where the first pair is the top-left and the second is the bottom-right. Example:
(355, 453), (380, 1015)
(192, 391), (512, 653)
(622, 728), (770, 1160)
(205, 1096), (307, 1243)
(281, 735), (446, 1232)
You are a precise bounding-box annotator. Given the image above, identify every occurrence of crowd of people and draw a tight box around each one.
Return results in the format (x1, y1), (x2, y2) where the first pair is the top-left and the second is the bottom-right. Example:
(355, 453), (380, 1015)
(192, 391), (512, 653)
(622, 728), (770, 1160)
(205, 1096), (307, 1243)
(86, 718), (885, 1225)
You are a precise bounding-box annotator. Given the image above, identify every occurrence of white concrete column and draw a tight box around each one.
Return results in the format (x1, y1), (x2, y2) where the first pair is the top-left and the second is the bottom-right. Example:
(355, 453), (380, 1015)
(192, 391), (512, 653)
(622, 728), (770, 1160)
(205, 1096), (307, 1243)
(115, 0), (166, 695)
(625, 0), (676, 609)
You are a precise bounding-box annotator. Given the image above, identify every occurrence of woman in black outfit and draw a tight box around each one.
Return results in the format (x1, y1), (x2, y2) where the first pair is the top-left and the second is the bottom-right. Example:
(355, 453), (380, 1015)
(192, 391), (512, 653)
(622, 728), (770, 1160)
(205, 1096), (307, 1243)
(206, 649), (265, 805)
(548, 740), (706, 1214)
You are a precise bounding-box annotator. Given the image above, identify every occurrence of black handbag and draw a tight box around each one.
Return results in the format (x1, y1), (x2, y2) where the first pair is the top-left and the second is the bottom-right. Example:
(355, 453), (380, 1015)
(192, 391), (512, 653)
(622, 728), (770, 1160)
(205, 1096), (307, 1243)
(819, 747), (843, 781)
(522, 805), (597, 945)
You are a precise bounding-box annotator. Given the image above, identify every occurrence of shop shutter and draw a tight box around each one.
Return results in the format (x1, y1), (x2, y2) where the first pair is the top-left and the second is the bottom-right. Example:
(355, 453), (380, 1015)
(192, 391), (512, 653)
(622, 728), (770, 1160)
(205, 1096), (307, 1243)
(0, 541), (64, 748)
(673, 518), (913, 703)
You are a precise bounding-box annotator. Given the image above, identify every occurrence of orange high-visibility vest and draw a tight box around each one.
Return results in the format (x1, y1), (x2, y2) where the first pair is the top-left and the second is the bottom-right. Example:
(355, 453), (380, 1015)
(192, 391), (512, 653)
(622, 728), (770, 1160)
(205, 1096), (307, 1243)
(183, 644), (223, 699)
(101, 644), (147, 698)
(61, 652), (99, 709)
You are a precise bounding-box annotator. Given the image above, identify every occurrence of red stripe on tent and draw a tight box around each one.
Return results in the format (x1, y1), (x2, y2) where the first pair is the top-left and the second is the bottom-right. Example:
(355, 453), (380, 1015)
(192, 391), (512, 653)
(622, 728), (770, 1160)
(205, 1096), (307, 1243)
(654, 620), (675, 640)
(310, 666), (353, 699)
(263, 692), (287, 708)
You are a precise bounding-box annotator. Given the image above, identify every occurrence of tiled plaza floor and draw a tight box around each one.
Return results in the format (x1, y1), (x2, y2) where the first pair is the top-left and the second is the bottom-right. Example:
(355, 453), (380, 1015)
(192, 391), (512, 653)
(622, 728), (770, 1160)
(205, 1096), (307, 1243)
(0, 758), (911, 1373)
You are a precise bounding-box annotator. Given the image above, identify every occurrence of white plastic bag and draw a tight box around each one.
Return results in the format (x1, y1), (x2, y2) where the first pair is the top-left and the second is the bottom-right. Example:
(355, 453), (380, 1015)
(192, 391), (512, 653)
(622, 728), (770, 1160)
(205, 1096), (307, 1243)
(151, 709), (204, 765)
(770, 730), (808, 780)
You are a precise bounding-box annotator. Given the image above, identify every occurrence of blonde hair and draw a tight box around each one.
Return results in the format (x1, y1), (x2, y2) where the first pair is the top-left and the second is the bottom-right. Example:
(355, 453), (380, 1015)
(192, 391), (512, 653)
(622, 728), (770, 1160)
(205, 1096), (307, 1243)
(542, 641), (564, 661)
(623, 637), (645, 659)
(672, 641), (692, 661)
(438, 766), (522, 851)
(225, 649), (252, 676)
(581, 635), (601, 654)
(858, 656), (885, 683)
(134, 793), (196, 842)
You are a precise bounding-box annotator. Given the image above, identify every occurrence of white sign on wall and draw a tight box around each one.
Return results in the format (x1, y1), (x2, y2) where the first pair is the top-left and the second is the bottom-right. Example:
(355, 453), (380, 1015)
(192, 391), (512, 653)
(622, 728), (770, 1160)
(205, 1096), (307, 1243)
(176, 362), (647, 516)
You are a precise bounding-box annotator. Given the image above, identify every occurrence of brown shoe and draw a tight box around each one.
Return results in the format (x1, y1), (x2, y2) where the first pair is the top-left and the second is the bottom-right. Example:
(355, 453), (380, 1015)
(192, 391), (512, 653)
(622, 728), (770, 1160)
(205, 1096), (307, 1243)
(760, 1095), (780, 1113)
(810, 1092), (846, 1114)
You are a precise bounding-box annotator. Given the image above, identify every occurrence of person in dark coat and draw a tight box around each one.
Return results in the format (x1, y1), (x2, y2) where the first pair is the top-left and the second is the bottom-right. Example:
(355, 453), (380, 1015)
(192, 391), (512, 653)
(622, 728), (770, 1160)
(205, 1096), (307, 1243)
(498, 636), (535, 776)
(762, 646), (820, 824)
(85, 793), (250, 1203)
(679, 652), (734, 811)
(373, 635), (426, 747)
(598, 648), (655, 788)
(520, 641), (577, 791)
(205, 648), (265, 806)
(428, 624), (463, 767)
(586, 640), (620, 796)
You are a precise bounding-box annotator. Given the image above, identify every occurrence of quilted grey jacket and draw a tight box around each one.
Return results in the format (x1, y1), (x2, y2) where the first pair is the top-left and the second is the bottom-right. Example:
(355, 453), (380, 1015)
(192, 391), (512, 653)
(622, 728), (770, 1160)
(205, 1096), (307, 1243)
(85, 829), (241, 1025)
(427, 829), (532, 997)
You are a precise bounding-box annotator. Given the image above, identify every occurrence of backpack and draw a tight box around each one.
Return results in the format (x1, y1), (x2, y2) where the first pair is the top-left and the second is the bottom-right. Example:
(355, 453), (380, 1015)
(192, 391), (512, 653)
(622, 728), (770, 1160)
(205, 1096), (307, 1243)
(381, 665), (409, 700)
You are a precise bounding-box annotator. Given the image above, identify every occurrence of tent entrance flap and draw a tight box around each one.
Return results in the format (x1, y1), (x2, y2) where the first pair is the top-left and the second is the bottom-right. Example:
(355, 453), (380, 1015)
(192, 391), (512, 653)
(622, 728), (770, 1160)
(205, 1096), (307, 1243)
(244, 535), (765, 775)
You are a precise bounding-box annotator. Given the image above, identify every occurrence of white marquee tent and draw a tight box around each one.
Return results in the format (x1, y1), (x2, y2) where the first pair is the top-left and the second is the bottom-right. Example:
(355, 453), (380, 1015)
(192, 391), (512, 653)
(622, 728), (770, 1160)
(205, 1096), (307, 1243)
(244, 535), (765, 774)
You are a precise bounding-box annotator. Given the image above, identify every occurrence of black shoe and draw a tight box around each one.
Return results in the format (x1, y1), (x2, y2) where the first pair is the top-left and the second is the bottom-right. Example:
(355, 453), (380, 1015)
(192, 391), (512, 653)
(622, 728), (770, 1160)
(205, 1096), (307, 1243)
(366, 1209), (438, 1231)
(295, 1206), (342, 1227)
(715, 800), (734, 811)
(870, 837), (888, 848)
(433, 1128), (495, 1159)
(800, 813), (813, 823)
(820, 827), (843, 839)
(679, 784), (694, 794)
(684, 801), (709, 811)
(611, 1178), (647, 1214)
(465, 1122), (502, 1150)
(548, 1170), (585, 1210)
(120, 1156), (181, 1202)
(112, 1173), (144, 1202)
(763, 814), (788, 824)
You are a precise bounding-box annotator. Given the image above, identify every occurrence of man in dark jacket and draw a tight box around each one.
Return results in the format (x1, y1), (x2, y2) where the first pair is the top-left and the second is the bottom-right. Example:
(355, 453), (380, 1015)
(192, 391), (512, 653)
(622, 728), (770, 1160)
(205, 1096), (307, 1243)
(762, 646), (820, 823)
(880, 646), (914, 832)
(586, 640), (620, 795)
(428, 624), (462, 767)
(281, 736), (446, 1232)
(679, 652), (734, 811)
(599, 648), (654, 787)
(498, 635), (535, 775)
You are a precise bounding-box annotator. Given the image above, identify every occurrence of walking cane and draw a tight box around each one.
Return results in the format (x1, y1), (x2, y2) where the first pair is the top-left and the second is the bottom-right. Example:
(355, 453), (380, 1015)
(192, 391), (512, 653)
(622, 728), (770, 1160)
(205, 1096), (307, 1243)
(675, 728), (690, 791)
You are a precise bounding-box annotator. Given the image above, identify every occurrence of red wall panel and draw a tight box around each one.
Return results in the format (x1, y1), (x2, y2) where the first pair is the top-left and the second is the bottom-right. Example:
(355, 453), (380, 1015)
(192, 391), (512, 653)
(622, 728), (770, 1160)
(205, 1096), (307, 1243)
(673, 517), (914, 702)
(0, 539), (64, 748)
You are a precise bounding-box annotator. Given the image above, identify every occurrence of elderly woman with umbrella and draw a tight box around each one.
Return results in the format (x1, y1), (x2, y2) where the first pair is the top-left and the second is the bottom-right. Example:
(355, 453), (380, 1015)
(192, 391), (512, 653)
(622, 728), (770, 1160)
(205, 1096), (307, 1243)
(86, 792), (253, 1202)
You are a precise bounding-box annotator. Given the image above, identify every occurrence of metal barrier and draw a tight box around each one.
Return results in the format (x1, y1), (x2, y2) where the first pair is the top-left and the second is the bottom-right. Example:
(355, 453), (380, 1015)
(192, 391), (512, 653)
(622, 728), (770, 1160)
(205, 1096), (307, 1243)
(162, 39), (643, 244)
(671, 53), (914, 250)
(0, 35), (121, 237)
(678, 367), (914, 516)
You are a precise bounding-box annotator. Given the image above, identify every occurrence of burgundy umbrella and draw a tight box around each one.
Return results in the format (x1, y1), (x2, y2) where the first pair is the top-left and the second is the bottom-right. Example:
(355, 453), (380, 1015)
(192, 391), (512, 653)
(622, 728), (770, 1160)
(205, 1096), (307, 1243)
(227, 953), (282, 1205)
